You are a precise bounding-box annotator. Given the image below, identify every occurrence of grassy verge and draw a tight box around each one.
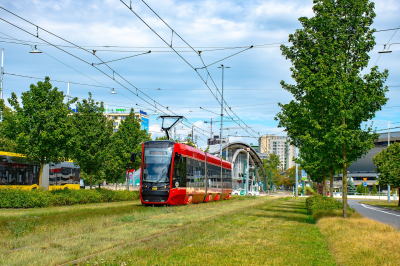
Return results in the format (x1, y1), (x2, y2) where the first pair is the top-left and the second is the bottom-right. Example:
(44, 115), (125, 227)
(0, 188), (139, 208)
(0, 196), (273, 265)
(75, 198), (335, 266)
(317, 216), (400, 266)
(358, 200), (400, 211)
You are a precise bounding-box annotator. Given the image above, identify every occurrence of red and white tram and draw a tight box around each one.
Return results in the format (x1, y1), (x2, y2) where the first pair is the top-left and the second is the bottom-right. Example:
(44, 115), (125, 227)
(136, 140), (232, 205)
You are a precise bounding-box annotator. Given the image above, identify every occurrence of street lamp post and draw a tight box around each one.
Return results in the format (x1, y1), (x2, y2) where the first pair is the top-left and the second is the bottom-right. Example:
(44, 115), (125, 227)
(218, 64), (230, 192)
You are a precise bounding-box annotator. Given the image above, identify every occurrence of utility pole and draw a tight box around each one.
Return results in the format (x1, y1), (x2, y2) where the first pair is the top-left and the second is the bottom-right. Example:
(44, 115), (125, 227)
(270, 170), (272, 193)
(191, 126), (194, 143)
(295, 147), (298, 197)
(1, 49), (4, 122)
(174, 127), (176, 140)
(388, 120), (391, 203)
(66, 81), (70, 105)
(243, 160), (246, 189)
(218, 65), (230, 192)
(245, 149), (250, 195)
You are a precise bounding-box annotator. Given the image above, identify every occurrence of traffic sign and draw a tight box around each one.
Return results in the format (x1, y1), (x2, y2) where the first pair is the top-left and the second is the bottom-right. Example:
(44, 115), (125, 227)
(363, 182), (367, 187)
(246, 148), (250, 151)
(363, 178), (367, 182)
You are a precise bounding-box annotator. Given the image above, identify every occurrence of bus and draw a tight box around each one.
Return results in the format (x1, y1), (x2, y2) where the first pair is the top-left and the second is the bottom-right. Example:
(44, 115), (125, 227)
(136, 141), (232, 205)
(0, 151), (80, 190)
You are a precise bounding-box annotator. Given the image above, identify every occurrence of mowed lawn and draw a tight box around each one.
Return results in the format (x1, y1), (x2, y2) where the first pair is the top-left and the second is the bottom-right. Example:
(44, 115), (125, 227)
(83, 197), (335, 266)
(0, 196), (337, 265)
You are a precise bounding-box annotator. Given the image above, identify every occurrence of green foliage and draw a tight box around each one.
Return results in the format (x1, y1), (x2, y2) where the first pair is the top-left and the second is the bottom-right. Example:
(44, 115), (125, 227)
(0, 188), (139, 208)
(356, 183), (365, 194)
(297, 186), (317, 196)
(285, 165), (302, 186)
(275, 0), (389, 216)
(69, 93), (113, 188)
(371, 184), (378, 195)
(106, 109), (151, 182)
(347, 179), (357, 195)
(373, 142), (400, 189)
(306, 195), (343, 214)
(0, 77), (77, 184)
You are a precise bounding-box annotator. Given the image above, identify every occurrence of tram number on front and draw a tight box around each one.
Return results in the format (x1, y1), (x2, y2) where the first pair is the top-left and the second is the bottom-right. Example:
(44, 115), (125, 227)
(152, 187), (157, 190)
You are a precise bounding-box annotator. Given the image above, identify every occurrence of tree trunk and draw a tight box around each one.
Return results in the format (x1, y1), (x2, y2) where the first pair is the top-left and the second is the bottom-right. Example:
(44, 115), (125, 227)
(343, 144), (348, 218)
(398, 188), (400, 207)
(323, 174), (327, 196)
(329, 168), (334, 198)
(90, 169), (93, 190)
(38, 163), (44, 187)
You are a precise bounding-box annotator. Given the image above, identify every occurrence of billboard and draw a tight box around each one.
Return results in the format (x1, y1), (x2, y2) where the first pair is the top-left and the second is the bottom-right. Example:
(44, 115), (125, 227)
(141, 117), (149, 132)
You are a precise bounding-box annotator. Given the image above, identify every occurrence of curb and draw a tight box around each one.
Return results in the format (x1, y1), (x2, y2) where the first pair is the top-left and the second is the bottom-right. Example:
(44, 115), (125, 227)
(358, 202), (400, 214)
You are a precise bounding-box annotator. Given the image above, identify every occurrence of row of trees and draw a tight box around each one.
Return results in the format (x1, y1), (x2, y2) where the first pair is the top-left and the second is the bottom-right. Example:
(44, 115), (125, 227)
(0, 77), (151, 188)
(275, 0), (389, 217)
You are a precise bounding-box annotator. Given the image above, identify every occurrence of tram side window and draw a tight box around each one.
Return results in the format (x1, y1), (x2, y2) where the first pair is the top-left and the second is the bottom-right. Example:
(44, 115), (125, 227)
(186, 161), (193, 187)
(173, 153), (187, 187)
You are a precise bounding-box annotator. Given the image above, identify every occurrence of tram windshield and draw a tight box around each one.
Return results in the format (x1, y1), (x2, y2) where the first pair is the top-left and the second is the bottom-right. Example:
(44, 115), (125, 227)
(142, 147), (173, 183)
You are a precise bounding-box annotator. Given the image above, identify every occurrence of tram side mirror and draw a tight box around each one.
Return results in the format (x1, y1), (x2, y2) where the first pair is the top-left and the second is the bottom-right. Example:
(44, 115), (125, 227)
(130, 153), (137, 163)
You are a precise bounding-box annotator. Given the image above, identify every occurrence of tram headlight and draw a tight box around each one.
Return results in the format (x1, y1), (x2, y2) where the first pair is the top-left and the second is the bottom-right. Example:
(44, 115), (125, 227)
(143, 184), (148, 188)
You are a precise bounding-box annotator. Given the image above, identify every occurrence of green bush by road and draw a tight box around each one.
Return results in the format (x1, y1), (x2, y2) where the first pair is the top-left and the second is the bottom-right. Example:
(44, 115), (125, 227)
(0, 188), (139, 208)
(306, 195), (342, 214)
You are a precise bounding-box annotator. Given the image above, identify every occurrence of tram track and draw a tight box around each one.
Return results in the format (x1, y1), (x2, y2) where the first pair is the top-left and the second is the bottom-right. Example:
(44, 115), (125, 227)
(57, 199), (272, 266)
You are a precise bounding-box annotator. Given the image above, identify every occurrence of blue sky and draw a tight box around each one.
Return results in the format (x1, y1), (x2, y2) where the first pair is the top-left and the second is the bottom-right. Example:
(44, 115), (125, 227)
(0, 0), (399, 146)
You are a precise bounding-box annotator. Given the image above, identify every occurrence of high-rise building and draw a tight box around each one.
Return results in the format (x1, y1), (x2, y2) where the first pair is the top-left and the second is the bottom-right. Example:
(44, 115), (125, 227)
(105, 109), (149, 132)
(258, 135), (295, 170)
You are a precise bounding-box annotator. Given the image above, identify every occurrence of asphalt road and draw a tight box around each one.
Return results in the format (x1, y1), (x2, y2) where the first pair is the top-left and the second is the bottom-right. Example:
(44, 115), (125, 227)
(348, 200), (400, 230)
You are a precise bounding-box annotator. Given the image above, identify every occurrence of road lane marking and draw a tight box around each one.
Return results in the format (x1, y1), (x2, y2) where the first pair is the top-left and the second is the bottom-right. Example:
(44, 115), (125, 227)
(360, 204), (400, 218)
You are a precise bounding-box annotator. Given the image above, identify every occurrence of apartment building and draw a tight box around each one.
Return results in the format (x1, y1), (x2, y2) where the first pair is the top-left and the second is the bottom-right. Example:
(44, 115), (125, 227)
(105, 109), (149, 132)
(258, 135), (296, 170)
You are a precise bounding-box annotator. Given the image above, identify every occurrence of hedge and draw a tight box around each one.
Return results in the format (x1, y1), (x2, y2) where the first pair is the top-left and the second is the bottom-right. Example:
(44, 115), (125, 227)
(305, 194), (342, 214)
(0, 188), (140, 208)
(297, 186), (317, 196)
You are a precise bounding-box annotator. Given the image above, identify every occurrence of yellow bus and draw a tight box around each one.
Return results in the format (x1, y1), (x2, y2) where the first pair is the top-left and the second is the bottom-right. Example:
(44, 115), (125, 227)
(0, 151), (80, 190)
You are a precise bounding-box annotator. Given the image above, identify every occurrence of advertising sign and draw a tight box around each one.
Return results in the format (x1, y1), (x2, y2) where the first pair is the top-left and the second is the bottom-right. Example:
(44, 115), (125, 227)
(141, 117), (149, 132)
(140, 110), (147, 115)
(301, 170), (307, 180)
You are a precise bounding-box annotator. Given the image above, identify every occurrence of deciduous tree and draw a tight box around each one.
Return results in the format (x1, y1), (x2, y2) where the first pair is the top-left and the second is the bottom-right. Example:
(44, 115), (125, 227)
(69, 93), (113, 189)
(276, 0), (388, 217)
(373, 142), (400, 206)
(0, 77), (75, 187)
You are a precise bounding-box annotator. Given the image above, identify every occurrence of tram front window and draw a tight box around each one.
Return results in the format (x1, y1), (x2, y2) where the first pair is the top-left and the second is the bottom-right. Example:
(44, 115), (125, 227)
(143, 148), (173, 183)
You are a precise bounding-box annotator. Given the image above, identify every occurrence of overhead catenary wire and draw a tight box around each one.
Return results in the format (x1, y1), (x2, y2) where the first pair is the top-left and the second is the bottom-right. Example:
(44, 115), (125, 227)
(120, 0), (259, 139)
(0, 9), (209, 138)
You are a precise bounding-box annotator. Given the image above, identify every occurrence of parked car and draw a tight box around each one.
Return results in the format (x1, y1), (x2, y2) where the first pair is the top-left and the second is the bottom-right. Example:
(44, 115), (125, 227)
(232, 189), (258, 196)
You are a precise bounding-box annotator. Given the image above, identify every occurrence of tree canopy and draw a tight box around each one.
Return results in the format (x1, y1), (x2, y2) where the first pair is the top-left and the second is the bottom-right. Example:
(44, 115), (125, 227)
(276, 0), (388, 217)
(0, 77), (75, 186)
(373, 142), (400, 206)
(69, 93), (113, 189)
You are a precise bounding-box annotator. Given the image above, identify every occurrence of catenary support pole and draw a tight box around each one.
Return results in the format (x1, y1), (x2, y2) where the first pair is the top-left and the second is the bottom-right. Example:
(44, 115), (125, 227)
(243, 159), (245, 189)
(295, 147), (298, 197)
(303, 179), (305, 196)
(388, 123), (390, 203)
(270, 170), (272, 193)
(67, 81), (70, 105)
(1, 48), (4, 122)
(245, 150), (249, 195)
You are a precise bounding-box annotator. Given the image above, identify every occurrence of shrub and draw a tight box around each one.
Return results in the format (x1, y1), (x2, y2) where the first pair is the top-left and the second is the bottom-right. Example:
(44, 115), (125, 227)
(306, 194), (343, 214)
(297, 186), (317, 196)
(0, 188), (140, 208)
